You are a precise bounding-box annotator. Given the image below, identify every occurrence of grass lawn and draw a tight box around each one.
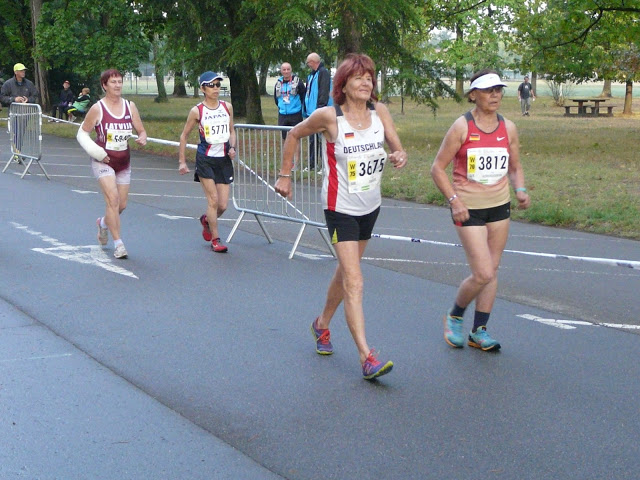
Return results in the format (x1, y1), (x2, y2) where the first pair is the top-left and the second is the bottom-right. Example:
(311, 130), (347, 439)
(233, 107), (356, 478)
(41, 89), (640, 240)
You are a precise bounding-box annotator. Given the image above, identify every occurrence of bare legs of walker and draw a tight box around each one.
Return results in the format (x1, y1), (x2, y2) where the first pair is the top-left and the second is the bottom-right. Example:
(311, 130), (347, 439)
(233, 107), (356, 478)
(315, 240), (393, 379)
(199, 178), (229, 253)
(98, 176), (129, 259)
(443, 220), (510, 351)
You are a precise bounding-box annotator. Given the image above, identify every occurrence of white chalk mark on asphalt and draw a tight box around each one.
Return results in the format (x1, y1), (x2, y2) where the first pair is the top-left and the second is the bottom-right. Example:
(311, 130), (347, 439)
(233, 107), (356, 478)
(0, 353), (73, 363)
(11, 222), (138, 279)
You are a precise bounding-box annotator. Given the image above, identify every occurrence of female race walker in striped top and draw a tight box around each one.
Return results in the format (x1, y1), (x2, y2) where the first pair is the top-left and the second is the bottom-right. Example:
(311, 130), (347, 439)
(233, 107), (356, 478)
(275, 53), (408, 380)
(431, 69), (530, 351)
(178, 71), (236, 253)
(76, 69), (147, 259)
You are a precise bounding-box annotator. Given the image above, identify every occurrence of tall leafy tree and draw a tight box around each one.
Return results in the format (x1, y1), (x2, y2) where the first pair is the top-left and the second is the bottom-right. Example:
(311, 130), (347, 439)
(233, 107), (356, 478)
(36, 0), (150, 97)
(510, 0), (640, 112)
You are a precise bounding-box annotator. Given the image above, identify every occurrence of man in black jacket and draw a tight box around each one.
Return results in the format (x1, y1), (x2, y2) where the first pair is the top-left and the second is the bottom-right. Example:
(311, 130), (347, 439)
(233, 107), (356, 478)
(304, 53), (332, 171)
(0, 63), (39, 107)
(50, 80), (74, 121)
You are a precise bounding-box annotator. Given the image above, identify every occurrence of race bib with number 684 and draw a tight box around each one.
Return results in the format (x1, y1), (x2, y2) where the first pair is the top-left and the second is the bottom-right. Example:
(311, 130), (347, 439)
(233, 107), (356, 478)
(105, 129), (132, 151)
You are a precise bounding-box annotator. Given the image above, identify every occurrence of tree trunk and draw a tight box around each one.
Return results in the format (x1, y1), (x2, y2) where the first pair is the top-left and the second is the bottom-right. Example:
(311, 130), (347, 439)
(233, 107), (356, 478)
(242, 60), (264, 124)
(228, 67), (247, 118)
(337, 8), (361, 59)
(258, 62), (269, 96)
(172, 71), (188, 97)
(153, 34), (168, 103)
(30, 0), (49, 109)
(623, 80), (632, 114)
(455, 23), (464, 97)
(599, 79), (612, 98)
(380, 60), (388, 103)
(531, 72), (538, 96)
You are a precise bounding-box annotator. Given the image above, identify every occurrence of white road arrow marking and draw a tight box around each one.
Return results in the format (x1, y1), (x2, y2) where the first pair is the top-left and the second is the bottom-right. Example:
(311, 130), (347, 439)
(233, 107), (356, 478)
(11, 222), (138, 279)
(517, 314), (640, 330)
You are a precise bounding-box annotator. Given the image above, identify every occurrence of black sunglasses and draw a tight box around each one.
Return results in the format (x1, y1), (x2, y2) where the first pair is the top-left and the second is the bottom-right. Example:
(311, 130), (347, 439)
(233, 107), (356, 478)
(478, 86), (504, 94)
(203, 81), (222, 88)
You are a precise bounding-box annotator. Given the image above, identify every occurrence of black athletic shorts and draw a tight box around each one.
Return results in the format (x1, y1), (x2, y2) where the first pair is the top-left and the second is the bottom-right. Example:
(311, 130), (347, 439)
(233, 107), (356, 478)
(324, 207), (380, 244)
(194, 152), (234, 184)
(453, 201), (510, 227)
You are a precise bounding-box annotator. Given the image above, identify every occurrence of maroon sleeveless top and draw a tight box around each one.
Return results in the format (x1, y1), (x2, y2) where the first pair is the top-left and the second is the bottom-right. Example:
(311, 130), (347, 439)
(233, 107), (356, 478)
(94, 99), (133, 173)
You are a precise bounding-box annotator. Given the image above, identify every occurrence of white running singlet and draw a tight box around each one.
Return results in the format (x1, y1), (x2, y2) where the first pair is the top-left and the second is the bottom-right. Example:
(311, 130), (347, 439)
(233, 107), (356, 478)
(322, 104), (387, 216)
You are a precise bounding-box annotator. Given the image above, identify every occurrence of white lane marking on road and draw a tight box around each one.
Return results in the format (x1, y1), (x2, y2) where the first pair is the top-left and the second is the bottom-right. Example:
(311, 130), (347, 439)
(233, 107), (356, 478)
(0, 353), (73, 363)
(372, 233), (640, 270)
(11, 222), (138, 279)
(74, 189), (205, 200)
(157, 214), (195, 220)
(517, 314), (640, 330)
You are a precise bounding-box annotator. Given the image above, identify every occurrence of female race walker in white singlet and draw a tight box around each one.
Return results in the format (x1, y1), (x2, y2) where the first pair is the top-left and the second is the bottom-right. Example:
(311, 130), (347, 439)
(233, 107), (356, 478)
(178, 71), (236, 253)
(275, 53), (408, 380)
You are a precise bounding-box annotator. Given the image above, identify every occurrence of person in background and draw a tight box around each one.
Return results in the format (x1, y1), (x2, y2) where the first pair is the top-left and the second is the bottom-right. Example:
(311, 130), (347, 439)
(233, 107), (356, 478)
(517, 75), (535, 116)
(50, 80), (74, 122)
(0, 63), (39, 157)
(275, 53), (408, 380)
(76, 69), (147, 259)
(274, 62), (306, 140)
(67, 87), (91, 122)
(178, 71), (236, 253)
(431, 69), (530, 352)
(303, 52), (332, 171)
(0, 63), (39, 107)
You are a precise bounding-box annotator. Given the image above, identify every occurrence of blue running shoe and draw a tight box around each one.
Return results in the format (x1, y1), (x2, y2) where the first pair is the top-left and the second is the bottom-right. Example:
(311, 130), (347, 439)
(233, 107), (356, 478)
(468, 327), (501, 351)
(362, 349), (393, 380)
(310, 318), (333, 355)
(444, 314), (464, 348)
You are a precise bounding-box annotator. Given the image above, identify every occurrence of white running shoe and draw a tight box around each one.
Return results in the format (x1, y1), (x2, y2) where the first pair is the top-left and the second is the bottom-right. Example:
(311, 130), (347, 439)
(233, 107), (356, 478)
(114, 244), (128, 259)
(96, 217), (108, 245)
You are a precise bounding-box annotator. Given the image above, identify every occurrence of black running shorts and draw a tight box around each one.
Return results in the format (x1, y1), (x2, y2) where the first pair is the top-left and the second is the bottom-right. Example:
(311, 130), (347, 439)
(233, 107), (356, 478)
(453, 201), (510, 227)
(194, 152), (234, 184)
(324, 207), (380, 244)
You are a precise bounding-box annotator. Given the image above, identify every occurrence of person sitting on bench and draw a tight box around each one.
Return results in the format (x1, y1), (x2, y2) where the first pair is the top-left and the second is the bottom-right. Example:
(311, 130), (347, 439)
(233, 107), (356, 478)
(67, 87), (91, 122)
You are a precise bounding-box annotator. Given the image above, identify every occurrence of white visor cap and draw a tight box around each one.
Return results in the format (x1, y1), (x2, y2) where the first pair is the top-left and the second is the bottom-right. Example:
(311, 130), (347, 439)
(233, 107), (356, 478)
(467, 73), (507, 93)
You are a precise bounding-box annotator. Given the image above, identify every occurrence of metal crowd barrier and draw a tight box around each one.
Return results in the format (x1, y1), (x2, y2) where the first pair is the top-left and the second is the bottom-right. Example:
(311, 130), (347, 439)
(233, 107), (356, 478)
(229, 124), (334, 258)
(2, 103), (49, 179)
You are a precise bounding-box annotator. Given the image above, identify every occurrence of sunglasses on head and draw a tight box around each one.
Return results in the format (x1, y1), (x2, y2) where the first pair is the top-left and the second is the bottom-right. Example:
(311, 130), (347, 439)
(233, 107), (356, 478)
(478, 86), (504, 94)
(203, 81), (222, 88)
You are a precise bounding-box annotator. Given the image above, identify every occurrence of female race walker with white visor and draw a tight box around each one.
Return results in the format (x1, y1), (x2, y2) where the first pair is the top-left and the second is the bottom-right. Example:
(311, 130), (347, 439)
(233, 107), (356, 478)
(431, 69), (530, 351)
(76, 68), (147, 259)
(275, 53), (408, 380)
(179, 71), (236, 253)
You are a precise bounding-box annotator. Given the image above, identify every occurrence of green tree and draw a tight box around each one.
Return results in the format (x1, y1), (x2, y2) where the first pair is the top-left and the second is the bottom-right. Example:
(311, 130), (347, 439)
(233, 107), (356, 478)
(36, 0), (150, 95)
(510, 0), (640, 112)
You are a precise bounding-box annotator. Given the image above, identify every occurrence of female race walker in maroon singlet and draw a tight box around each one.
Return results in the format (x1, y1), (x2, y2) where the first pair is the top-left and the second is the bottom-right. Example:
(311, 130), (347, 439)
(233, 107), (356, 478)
(77, 69), (147, 259)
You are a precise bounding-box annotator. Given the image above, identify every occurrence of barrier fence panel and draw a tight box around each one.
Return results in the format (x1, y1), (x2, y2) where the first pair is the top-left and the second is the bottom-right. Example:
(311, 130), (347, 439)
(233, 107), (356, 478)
(2, 103), (48, 179)
(229, 124), (335, 259)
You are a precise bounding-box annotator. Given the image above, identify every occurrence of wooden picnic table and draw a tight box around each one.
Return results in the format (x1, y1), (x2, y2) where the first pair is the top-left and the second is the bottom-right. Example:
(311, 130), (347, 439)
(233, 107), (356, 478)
(565, 98), (615, 117)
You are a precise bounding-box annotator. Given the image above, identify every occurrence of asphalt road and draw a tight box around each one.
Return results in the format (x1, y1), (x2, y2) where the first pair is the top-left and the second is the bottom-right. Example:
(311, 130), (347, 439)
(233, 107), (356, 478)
(1, 129), (639, 479)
